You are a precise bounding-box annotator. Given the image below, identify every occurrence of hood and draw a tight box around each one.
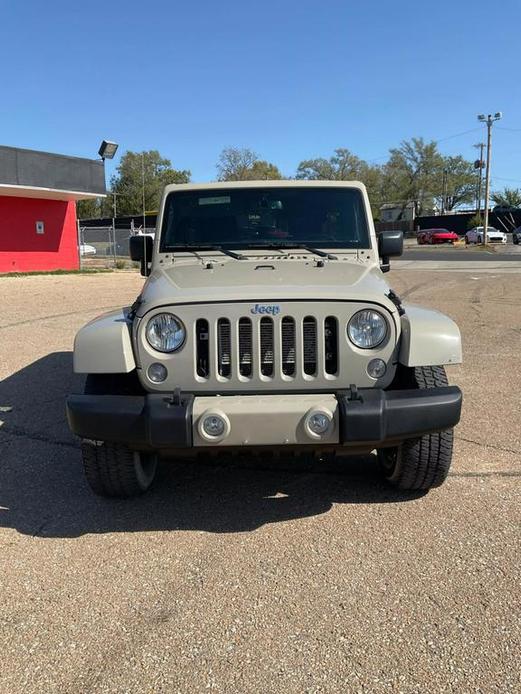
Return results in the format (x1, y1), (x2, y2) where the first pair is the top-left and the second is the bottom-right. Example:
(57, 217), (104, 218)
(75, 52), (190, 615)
(136, 255), (396, 316)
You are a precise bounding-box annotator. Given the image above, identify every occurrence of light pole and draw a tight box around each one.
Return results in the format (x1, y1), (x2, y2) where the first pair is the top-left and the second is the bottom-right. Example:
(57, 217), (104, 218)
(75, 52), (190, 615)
(477, 113), (502, 246)
(98, 140), (120, 265)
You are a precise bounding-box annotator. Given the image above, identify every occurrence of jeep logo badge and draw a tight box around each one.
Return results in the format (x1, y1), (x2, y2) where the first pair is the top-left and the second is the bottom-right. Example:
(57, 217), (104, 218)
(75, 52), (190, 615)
(250, 304), (281, 316)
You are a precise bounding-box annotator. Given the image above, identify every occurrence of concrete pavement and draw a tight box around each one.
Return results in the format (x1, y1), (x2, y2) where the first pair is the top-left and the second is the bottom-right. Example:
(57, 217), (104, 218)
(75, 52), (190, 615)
(0, 270), (519, 693)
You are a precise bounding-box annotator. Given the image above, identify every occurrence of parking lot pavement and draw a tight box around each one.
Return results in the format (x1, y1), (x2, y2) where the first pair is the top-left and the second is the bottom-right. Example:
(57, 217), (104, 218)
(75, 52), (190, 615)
(0, 271), (519, 693)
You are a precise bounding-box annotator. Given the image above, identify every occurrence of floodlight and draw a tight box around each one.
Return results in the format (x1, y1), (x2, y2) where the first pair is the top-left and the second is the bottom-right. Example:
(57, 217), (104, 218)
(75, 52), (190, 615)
(98, 140), (119, 160)
(477, 114), (486, 121)
(494, 112), (502, 120)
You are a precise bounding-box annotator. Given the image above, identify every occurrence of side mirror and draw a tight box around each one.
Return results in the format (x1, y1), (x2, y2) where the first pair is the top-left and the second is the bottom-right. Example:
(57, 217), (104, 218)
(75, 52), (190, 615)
(129, 235), (154, 276)
(378, 230), (403, 273)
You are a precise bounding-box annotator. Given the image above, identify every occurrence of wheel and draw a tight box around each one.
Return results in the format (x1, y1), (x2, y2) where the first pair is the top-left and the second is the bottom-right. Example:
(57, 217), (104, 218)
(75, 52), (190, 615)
(514, 235), (519, 245)
(477, 236), (482, 244)
(81, 440), (157, 497)
(82, 371), (157, 497)
(378, 365), (454, 491)
(464, 235), (469, 245)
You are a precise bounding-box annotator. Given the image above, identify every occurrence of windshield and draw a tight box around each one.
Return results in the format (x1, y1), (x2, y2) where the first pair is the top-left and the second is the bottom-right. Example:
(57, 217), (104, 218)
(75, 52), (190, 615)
(160, 187), (370, 251)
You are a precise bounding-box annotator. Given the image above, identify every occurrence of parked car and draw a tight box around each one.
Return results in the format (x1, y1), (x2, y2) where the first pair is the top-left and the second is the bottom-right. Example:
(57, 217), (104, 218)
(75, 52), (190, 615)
(465, 226), (506, 245)
(80, 243), (97, 256)
(417, 228), (459, 245)
(513, 227), (521, 245)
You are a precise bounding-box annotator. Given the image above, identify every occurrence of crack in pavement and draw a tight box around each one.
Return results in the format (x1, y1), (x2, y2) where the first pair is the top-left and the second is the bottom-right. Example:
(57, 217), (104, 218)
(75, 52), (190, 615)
(0, 424), (77, 450)
(455, 435), (521, 457)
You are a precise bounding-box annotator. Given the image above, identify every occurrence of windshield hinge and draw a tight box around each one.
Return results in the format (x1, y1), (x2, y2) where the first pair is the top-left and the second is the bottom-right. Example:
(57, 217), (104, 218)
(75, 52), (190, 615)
(387, 289), (405, 315)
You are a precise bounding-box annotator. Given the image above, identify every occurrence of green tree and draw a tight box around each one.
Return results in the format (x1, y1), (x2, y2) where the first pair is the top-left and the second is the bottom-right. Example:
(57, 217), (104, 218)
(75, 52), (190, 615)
(491, 187), (521, 208)
(296, 148), (367, 181)
(467, 213), (483, 229)
(76, 198), (103, 220)
(296, 148), (384, 216)
(440, 155), (477, 211)
(217, 147), (282, 181)
(383, 138), (444, 217)
(111, 150), (190, 216)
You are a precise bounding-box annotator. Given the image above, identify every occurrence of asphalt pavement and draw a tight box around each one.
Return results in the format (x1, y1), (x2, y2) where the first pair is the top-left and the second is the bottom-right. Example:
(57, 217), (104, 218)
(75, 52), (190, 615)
(0, 270), (519, 693)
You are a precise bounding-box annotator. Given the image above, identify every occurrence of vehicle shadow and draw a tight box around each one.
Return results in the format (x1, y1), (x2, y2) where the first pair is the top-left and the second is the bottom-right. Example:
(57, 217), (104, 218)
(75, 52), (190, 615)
(0, 352), (422, 539)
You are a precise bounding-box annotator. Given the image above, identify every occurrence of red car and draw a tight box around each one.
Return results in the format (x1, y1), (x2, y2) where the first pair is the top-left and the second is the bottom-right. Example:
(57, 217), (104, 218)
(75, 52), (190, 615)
(417, 228), (459, 245)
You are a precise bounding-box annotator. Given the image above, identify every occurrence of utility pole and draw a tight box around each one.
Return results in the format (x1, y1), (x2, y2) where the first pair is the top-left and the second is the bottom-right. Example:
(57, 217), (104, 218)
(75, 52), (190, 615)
(141, 152), (146, 233)
(473, 143), (485, 216)
(441, 168), (448, 215)
(477, 112), (502, 246)
(111, 191), (117, 267)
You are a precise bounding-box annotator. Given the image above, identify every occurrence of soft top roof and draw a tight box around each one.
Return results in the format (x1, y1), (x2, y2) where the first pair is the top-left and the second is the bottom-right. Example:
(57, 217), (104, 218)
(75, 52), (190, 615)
(162, 180), (367, 195)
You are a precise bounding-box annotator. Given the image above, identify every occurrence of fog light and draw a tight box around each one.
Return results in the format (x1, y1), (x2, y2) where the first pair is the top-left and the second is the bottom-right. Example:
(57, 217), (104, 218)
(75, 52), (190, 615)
(367, 358), (386, 379)
(147, 362), (168, 383)
(203, 415), (225, 437)
(304, 408), (334, 439)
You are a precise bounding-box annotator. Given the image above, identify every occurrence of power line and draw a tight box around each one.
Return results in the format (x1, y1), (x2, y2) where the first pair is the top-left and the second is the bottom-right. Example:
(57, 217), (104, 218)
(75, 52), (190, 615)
(436, 127), (482, 143)
(365, 126), (484, 164)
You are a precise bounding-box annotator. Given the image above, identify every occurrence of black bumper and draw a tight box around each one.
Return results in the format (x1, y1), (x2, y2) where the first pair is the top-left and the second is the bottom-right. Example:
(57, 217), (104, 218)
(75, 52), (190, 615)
(66, 386), (462, 449)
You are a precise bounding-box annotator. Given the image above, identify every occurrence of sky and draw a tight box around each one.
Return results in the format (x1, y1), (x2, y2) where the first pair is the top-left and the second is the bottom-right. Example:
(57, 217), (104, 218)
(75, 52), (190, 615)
(1, 0), (521, 191)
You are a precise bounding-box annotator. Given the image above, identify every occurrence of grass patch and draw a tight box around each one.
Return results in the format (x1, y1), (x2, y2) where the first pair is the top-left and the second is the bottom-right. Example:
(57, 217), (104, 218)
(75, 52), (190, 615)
(0, 268), (114, 278)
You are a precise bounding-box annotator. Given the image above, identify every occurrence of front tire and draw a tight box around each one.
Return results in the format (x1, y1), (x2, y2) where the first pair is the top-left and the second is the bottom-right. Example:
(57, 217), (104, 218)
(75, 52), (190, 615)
(81, 371), (157, 497)
(378, 365), (454, 491)
(81, 440), (157, 497)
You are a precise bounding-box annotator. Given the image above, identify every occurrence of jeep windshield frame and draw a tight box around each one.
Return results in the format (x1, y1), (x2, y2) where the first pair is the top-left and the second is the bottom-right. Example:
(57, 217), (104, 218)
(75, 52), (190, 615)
(159, 186), (371, 253)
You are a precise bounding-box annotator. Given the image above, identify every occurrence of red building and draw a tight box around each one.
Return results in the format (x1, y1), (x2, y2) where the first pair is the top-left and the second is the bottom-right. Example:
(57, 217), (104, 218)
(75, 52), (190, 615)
(0, 145), (105, 273)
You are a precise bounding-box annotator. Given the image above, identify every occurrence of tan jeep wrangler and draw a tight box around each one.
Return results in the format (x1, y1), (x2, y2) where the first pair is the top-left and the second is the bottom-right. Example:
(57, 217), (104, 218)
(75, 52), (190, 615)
(66, 181), (462, 498)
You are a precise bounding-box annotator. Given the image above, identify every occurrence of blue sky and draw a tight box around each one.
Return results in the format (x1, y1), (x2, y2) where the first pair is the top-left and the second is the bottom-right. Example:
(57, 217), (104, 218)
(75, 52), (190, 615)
(2, 0), (521, 191)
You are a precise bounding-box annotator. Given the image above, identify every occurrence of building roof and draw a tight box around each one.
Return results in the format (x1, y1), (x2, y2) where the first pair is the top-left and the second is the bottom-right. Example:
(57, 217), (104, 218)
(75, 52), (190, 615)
(0, 145), (106, 201)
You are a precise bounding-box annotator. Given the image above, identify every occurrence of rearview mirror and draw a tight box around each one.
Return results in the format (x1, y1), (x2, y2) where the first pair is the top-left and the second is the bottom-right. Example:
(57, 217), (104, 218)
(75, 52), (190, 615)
(378, 230), (403, 272)
(129, 235), (154, 276)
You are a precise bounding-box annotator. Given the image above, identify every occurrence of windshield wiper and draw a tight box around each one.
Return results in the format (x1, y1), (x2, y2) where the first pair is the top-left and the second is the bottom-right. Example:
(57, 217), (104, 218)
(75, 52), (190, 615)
(170, 245), (246, 260)
(302, 246), (338, 260)
(246, 243), (338, 259)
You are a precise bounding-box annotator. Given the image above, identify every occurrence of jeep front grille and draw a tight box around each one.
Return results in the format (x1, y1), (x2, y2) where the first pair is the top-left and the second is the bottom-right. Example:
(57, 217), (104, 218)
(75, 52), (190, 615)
(196, 313), (339, 382)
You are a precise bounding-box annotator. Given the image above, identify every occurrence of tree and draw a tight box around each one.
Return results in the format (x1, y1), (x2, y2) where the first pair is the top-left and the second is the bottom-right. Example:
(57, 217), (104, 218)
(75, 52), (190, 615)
(382, 138), (444, 217)
(217, 147), (282, 181)
(491, 187), (521, 208)
(440, 155), (477, 211)
(296, 148), (367, 181)
(296, 148), (384, 216)
(76, 198), (103, 220)
(111, 150), (190, 216)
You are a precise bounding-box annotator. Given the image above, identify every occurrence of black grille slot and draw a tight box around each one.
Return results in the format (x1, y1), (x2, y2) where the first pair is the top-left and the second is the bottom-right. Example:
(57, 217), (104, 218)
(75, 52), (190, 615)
(196, 319), (209, 378)
(303, 316), (317, 375)
(217, 318), (231, 378)
(260, 317), (274, 376)
(324, 316), (338, 375)
(281, 317), (296, 376)
(238, 317), (252, 377)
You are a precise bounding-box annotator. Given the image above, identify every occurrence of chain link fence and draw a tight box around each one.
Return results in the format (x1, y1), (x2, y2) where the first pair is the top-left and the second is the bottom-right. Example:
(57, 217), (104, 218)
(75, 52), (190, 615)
(78, 224), (156, 269)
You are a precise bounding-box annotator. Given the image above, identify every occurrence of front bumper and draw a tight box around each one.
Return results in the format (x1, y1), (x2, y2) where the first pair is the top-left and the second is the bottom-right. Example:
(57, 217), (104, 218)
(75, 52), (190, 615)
(66, 386), (462, 450)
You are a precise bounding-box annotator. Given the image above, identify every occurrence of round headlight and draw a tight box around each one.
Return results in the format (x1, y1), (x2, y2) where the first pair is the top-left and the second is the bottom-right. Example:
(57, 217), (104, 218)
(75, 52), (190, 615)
(347, 310), (387, 349)
(146, 313), (186, 353)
